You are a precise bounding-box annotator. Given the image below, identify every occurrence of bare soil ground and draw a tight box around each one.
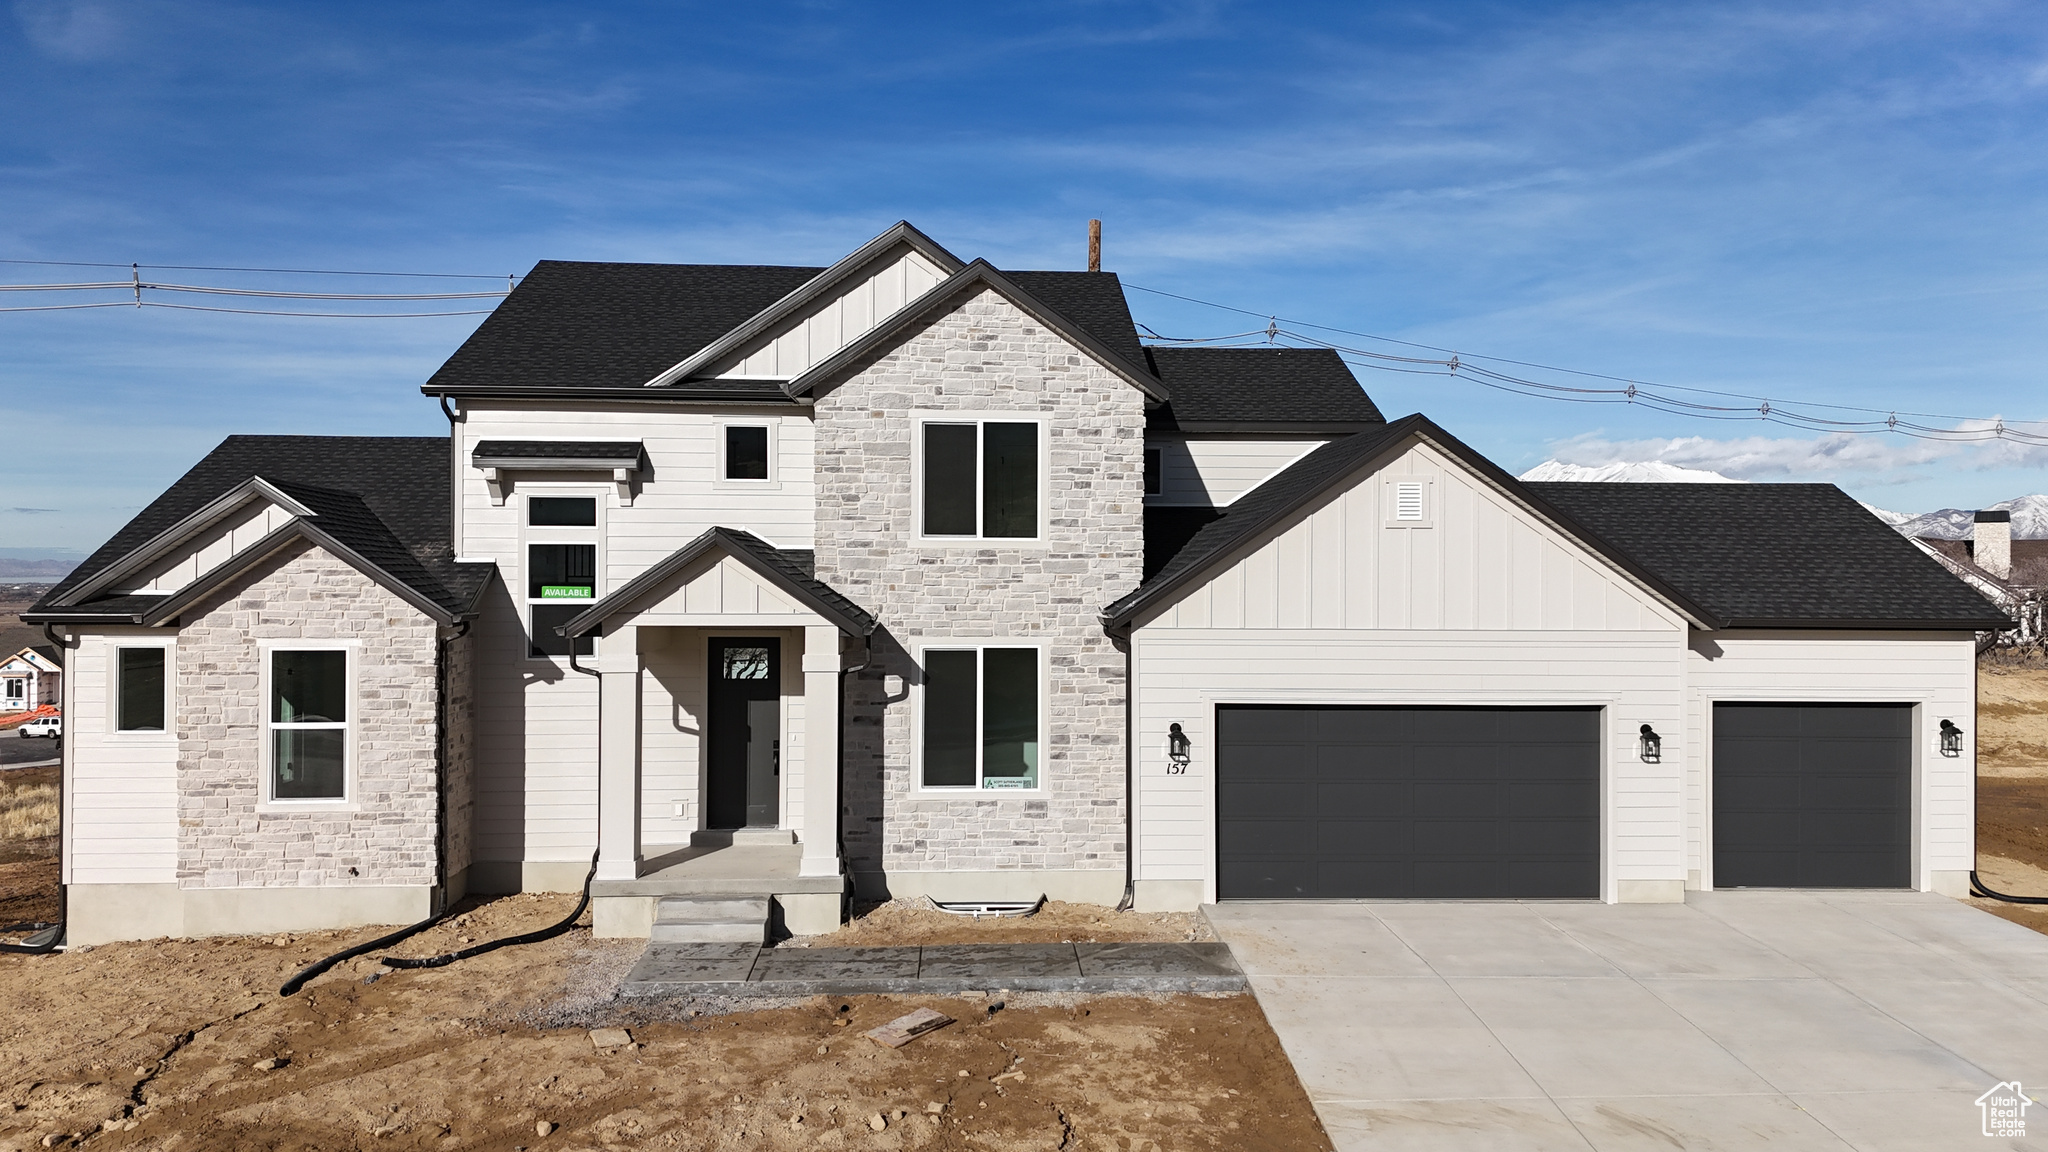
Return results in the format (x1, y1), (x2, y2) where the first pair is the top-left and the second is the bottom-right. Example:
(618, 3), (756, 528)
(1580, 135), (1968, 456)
(0, 846), (1324, 1151)
(1967, 658), (2048, 932)
(786, 900), (1213, 948)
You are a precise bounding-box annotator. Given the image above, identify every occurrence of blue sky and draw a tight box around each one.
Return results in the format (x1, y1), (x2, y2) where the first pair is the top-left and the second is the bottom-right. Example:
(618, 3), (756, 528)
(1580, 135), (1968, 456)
(5, 0), (2048, 555)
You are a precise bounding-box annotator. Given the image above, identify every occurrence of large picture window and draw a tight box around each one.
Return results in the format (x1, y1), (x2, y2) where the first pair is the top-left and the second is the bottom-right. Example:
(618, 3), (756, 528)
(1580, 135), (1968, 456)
(116, 647), (166, 732)
(921, 420), (1038, 539)
(526, 495), (598, 658)
(271, 650), (347, 800)
(921, 645), (1040, 790)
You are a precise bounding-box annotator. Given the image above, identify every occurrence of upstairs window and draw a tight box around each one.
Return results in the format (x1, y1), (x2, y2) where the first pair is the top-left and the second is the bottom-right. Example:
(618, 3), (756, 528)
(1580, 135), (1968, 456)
(271, 650), (347, 800)
(526, 495), (598, 659)
(921, 645), (1040, 790)
(724, 425), (770, 480)
(921, 419), (1039, 539)
(116, 647), (166, 732)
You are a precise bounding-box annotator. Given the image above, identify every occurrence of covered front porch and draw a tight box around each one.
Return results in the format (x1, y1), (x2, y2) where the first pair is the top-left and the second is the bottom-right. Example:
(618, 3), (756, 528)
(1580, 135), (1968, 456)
(558, 528), (876, 938)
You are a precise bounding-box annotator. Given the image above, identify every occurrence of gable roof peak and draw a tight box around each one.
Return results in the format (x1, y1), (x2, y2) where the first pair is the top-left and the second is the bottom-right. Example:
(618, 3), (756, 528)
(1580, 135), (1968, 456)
(643, 220), (965, 388)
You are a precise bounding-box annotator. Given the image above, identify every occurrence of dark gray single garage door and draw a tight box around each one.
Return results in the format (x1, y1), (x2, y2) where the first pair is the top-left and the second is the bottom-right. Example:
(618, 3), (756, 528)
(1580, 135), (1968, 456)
(1713, 703), (1911, 888)
(1217, 706), (1601, 899)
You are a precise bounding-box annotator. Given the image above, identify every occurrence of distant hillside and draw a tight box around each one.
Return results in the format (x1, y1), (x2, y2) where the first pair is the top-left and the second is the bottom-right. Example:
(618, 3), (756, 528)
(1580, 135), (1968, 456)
(0, 559), (74, 581)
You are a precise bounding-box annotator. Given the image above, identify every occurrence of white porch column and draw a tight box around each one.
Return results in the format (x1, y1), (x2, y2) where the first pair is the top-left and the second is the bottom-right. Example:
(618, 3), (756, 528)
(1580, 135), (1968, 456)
(595, 625), (642, 882)
(799, 624), (843, 878)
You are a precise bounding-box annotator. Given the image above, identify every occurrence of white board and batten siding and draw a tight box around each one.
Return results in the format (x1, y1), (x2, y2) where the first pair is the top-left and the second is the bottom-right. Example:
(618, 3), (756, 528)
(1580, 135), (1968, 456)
(1145, 435), (1335, 508)
(1684, 630), (1978, 891)
(118, 500), (299, 595)
(456, 405), (820, 880)
(1129, 440), (1692, 904)
(63, 632), (179, 886)
(710, 248), (949, 380)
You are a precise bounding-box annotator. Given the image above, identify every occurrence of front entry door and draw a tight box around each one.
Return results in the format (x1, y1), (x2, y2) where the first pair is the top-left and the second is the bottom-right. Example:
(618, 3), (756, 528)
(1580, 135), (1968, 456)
(707, 638), (780, 829)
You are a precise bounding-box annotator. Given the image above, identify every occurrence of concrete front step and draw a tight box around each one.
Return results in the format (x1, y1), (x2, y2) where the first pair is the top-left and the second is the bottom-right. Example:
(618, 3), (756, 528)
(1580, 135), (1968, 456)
(649, 895), (770, 944)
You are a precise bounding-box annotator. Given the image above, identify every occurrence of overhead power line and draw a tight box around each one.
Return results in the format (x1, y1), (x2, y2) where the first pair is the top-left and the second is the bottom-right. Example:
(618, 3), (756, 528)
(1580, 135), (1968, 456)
(0, 262), (515, 316)
(1125, 282), (2048, 447)
(0, 258), (512, 279)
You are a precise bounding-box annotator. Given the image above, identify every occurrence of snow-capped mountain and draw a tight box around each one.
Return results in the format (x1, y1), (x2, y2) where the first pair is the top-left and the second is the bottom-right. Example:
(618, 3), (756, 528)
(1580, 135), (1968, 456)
(1518, 460), (1741, 484)
(1888, 495), (2048, 540)
(1517, 459), (2048, 540)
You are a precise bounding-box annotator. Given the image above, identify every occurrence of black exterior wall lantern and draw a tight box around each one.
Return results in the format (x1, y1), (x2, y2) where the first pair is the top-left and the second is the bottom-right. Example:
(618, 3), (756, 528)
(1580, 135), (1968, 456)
(1167, 723), (1191, 774)
(1940, 719), (1964, 758)
(1638, 723), (1662, 763)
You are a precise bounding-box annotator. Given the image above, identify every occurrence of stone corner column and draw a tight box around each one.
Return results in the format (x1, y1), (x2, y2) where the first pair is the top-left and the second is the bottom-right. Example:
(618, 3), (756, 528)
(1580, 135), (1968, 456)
(595, 625), (642, 883)
(798, 624), (844, 878)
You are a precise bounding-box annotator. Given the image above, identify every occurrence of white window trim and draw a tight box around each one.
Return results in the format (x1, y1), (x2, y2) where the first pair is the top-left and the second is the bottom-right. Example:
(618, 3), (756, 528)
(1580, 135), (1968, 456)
(713, 417), (782, 491)
(1382, 476), (1435, 529)
(256, 638), (360, 813)
(911, 638), (1050, 796)
(106, 638), (176, 741)
(910, 411), (1052, 547)
(520, 487), (605, 665)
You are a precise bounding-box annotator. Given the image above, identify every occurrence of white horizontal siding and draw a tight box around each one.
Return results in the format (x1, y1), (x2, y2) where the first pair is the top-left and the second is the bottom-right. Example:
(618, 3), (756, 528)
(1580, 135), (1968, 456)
(713, 248), (947, 379)
(65, 632), (178, 885)
(1683, 630), (1978, 889)
(1145, 435), (1331, 507)
(1142, 440), (1679, 634)
(1130, 629), (1687, 903)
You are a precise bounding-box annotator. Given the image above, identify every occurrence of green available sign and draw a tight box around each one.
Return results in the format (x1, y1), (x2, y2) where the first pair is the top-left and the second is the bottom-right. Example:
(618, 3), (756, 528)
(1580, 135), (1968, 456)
(540, 586), (593, 599)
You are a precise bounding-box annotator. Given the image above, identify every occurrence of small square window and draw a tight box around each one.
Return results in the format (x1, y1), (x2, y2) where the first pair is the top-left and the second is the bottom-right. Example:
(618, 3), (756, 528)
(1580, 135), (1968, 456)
(116, 647), (166, 732)
(725, 426), (770, 480)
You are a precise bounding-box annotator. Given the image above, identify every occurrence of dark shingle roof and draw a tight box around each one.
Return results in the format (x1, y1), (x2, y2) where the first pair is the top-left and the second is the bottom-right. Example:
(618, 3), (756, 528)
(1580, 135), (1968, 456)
(1005, 271), (1151, 376)
(1146, 347), (1384, 429)
(1529, 483), (2011, 629)
(471, 440), (644, 466)
(31, 436), (485, 620)
(424, 260), (822, 394)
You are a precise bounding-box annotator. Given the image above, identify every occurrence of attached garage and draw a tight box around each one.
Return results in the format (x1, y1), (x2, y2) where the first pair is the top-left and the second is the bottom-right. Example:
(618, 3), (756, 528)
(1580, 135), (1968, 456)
(1712, 702), (1912, 889)
(1217, 705), (1601, 900)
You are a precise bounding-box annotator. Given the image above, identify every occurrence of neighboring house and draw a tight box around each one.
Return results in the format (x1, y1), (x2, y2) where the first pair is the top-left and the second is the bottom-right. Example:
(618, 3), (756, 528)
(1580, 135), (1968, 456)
(1914, 511), (2046, 648)
(1, 645), (62, 713)
(24, 222), (2010, 945)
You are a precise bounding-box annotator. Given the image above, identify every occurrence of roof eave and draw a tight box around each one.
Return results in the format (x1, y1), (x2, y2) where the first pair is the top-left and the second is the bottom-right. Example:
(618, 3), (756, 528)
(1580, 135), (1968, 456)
(54, 476), (316, 607)
(427, 384), (804, 406)
(1713, 616), (2014, 631)
(1168, 420), (1387, 434)
(781, 259), (1169, 404)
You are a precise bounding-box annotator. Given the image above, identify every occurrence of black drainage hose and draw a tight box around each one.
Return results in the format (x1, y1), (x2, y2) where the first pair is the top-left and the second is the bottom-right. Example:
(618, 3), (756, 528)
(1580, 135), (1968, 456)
(0, 923), (62, 956)
(279, 904), (458, 996)
(381, 851), (598, 971)
(1969, 870), (2048, 904)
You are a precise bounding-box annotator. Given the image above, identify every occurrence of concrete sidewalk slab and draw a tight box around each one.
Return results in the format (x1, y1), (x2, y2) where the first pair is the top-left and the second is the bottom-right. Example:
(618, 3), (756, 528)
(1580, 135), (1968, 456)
(617, 941), (1247, 998)
(1208, 893), (2048, 1151)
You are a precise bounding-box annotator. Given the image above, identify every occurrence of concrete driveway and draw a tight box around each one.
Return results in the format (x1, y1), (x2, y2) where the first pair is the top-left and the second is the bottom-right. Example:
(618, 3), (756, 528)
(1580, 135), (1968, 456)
(1207, 892), (2048, 1151)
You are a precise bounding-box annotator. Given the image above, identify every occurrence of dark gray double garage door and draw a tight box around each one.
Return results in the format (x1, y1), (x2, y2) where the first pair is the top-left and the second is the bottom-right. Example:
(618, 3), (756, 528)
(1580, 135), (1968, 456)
(1217, 706), (1602, 899)
(1216, 702), (1912, 900)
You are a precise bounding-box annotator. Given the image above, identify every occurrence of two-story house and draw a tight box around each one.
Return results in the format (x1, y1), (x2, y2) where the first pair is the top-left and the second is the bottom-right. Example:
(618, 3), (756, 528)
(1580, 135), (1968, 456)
(26, 222), (2008, 945)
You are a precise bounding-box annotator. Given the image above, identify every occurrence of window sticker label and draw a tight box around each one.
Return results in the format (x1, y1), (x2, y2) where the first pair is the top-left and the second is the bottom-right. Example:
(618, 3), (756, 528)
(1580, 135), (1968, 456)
(540, 585), (593, 599)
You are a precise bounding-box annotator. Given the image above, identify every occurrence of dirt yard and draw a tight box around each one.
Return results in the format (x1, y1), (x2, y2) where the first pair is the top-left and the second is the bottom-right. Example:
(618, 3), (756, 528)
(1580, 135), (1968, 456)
(1968, 657), (2048, 933)
(0, 876), (1325, 1151)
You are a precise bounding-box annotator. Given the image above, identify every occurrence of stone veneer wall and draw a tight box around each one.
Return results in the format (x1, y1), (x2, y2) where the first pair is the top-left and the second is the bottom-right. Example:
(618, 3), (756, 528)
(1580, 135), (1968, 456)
(175, 542), (441, 889)
(441, 626), (476, 898)
(812, 286), (1145, 881)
